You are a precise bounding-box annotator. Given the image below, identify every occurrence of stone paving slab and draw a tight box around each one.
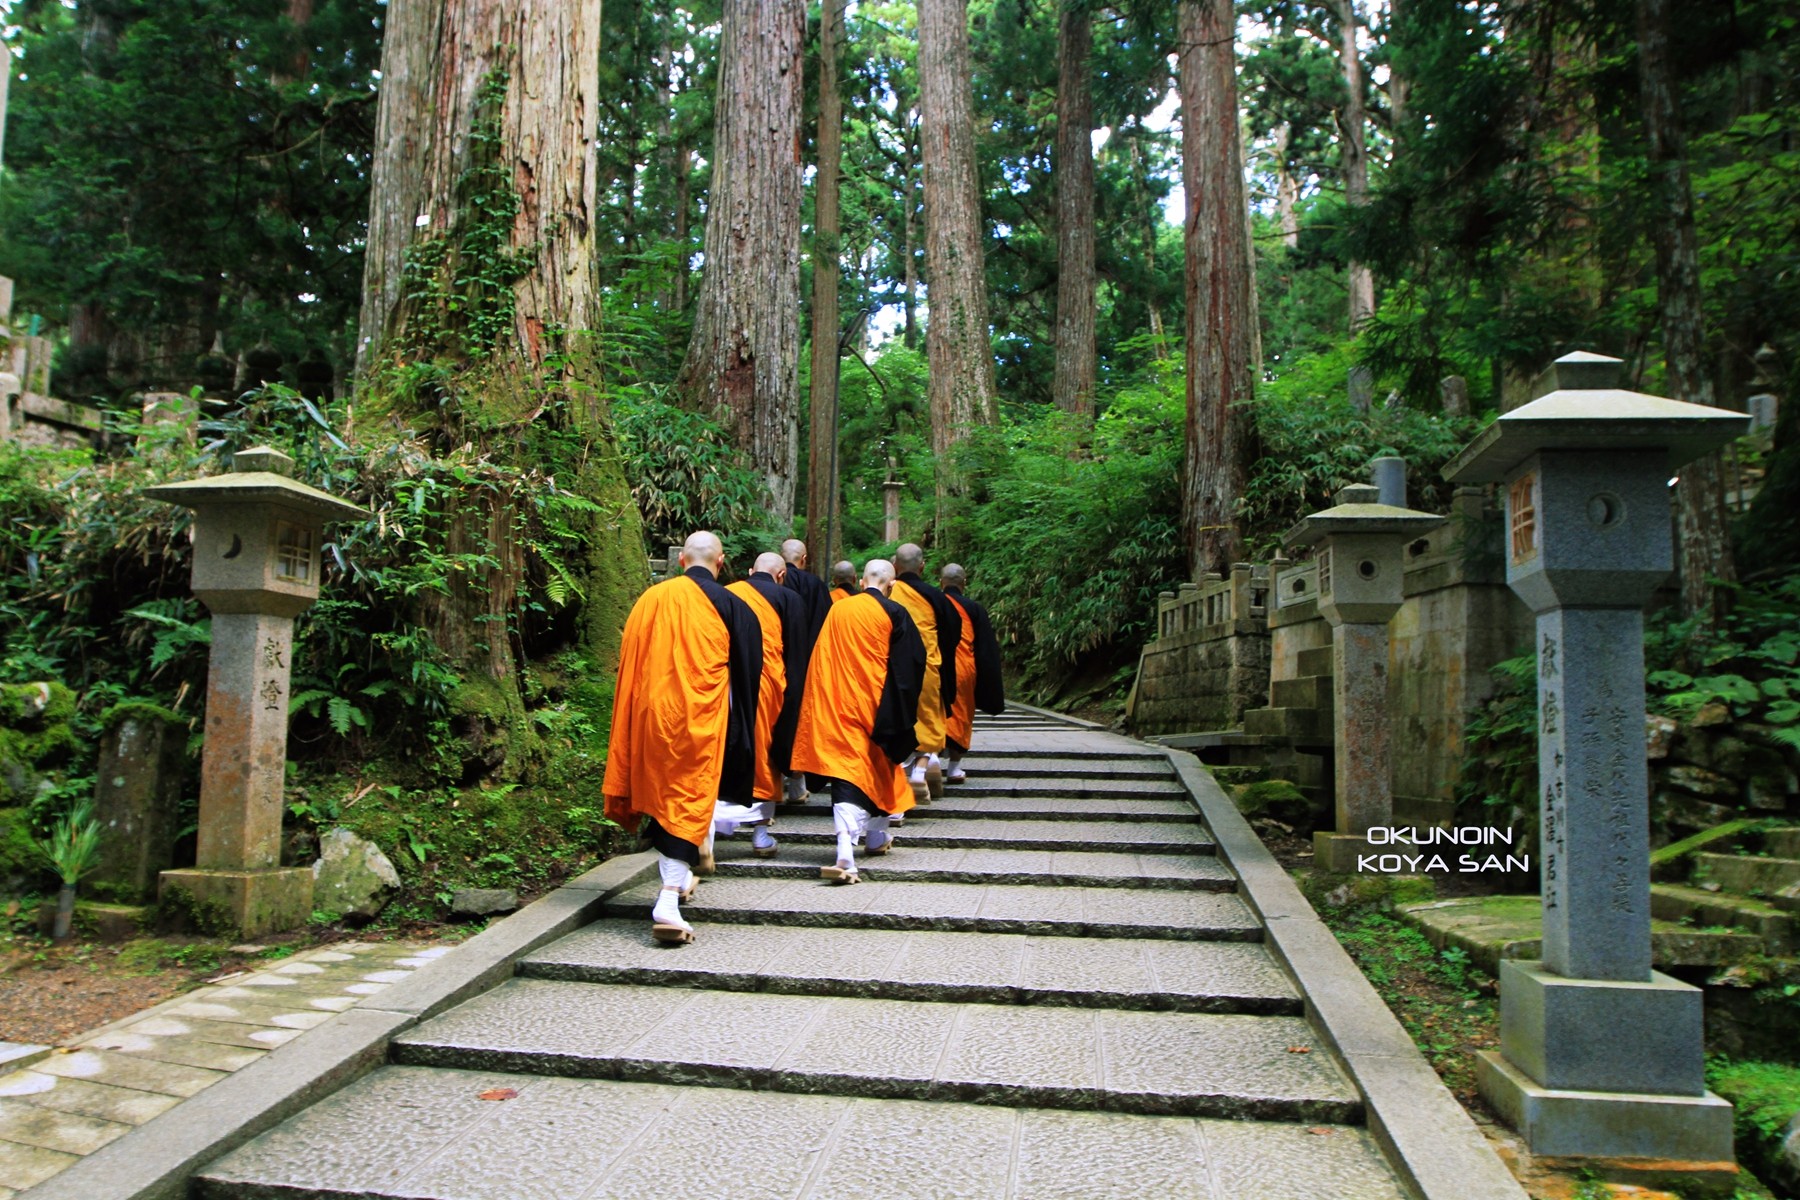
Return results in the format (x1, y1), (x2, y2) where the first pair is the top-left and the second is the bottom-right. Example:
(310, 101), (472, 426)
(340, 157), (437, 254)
(753, 812), (1217, 854)
(197, 1066), (1403, 1200)
(713, 842), (1236, 891)
(391, 980), (1358, 1121)
(605, 877), (1263, 940)
(0, 1136), (76, 1191)
(520, 919), (1299, 1014)
(872, 795), (1199, 822)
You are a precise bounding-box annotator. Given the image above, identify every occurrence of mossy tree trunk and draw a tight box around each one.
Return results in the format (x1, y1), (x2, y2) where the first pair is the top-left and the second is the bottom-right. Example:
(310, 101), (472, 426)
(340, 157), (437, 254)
(357, 0), (646, 773)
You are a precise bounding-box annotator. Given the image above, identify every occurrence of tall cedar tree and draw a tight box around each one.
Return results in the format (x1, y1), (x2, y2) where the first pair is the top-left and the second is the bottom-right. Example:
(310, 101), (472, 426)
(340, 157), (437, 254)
(1053, 2), (1098, 418)
(919, 0), (1000, 482)
(358, 0), (644, 731)
(1179, 0), (1257, 575)
(807, 0), (846, 562)
(1636, 0), (1738, 621)
(1336, 0), (1375, 329)
(675, 0), (807, 527)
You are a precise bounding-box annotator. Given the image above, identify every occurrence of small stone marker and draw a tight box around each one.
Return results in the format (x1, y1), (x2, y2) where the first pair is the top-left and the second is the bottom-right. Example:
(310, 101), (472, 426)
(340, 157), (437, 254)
(90, 711), (186, 902)
(1284, 481), (1444, 872)
(146, 446), (368, 936)
(1445, 350), (1748, 1163)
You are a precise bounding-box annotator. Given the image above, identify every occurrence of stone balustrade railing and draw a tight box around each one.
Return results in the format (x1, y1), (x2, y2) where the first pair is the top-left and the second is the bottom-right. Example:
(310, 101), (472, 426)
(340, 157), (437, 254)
(1154, 562), (1269, 640)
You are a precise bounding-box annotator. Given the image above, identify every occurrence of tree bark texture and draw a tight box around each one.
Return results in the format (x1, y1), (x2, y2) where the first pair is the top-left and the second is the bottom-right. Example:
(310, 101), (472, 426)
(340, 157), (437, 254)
(1636, 0), (1737, 621)
(1179, 0), (1256, 577)
(1052, 3), (1096, 418)
(673, 0), (806, 528)
(919, 0), (999, 468)
(1335, 0), (1375, 329)
(1273, 123), (1300, 247)
(806, 0), (845, 562)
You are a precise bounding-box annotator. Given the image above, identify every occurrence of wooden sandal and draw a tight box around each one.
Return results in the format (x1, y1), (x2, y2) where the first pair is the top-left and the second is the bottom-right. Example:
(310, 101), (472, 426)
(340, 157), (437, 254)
(925, 761), (944, 800)
(819, 864), (861, 885)
(651, 887), (695, 944)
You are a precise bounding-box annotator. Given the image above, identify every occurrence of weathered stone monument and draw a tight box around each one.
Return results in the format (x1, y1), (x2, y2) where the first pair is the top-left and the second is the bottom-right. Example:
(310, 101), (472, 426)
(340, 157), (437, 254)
(90, 711), (186, 903)
(882, 462), (903, 543)
(1285, 483), (1444, 871)
(1447, 351), (1748, 1163)
(148, 446), (368, 935)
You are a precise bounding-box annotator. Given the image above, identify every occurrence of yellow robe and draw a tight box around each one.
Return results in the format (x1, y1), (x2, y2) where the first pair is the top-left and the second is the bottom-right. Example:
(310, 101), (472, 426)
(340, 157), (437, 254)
(726, 580), (786, 802)
(890, 579), (945, 753)
(603, 575), (733, 847)
(946, 594), (977, 751)
(791, 593), (916, 815)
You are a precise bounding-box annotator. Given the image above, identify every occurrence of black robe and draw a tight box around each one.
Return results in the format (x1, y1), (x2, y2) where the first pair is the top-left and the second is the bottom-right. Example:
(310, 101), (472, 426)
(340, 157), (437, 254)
(868, 589), (929, 765)
(782, 563), (832, 646)
(685, 566), (763, 805)
(897, 571), (961, 717)
(743, 570), (808, 772)
(947, 586), (1007, 715)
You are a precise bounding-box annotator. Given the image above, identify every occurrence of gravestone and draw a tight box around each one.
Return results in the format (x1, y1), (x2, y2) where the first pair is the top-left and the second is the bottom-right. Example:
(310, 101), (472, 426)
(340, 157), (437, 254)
(1284, 482), (1444, 871)
(1370, 456), (1407, 507)
(1347, 364), (1374, 413)
(90, 712), (186, 903)
(147, 446), (368, 936)
(882, 476), (903, 543)
(1446, 350), (1747, 1163)
(1441, 374), (1471, 418)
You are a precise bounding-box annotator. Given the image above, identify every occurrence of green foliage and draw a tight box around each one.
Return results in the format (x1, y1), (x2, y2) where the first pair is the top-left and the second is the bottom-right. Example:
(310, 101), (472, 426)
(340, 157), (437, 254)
(36, 799), (102, 886)
(1708, 1058), (1800, 1188)
(614, 391), (781, 564)
(1455, 652), (1540, 846)
(1646, 570), (1800, 752)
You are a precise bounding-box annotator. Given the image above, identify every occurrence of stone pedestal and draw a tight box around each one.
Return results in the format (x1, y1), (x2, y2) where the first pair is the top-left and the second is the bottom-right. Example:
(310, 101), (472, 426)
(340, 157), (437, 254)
(158, 866), (313, 937)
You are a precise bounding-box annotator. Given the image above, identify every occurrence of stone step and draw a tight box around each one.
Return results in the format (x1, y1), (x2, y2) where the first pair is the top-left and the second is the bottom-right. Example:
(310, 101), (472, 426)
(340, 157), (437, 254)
(955, 758), (1177, 779)
(952, 735), (1152, 756)
(865, 795), (1199, 823)
(712, 843), (1235, 891)
(196, 1067), (1404, 1200)
(1243, 706), (1331, 742)
(1270, 675), (1333, 711)
(388, 980), (1359, 1122)
(942, 777), (1188, 800)
(520, 919), (1298, 1014)
(604, 877), (1263, 941)
(752, 812), (1217, 855)
(947, 745), (1169, 762)
(1693, 852), (1800, 897)
(1649, 883), (1795, 953)
(1295, 646), (1335, 677)
(1764, 828), (1800, 859)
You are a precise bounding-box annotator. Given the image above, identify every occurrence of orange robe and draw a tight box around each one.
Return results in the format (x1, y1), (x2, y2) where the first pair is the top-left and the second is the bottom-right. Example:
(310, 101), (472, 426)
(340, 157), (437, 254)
(946, 595), (977, 751)
(889, 579), (945, 753)
(727, 579), (786, 802)
(603, 571), (758, 847)
(791, 591), (922, 815)
(829, 587), (853, 604)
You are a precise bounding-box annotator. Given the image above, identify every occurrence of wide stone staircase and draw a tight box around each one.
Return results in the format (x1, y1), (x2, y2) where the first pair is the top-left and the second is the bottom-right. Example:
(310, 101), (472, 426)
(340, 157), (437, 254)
(191, 710), (1415, 1198)
(1652, 823), (1800, 955)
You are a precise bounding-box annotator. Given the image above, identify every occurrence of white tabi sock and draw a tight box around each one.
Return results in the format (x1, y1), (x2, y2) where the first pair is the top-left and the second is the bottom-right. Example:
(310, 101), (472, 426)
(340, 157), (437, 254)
(752, 825), (776, 851)
(755, 801), (777, 824)
(713, 801), (761, 836)
(831, 801), (865, 870)
(908, 756), (926, 784)
(653, 856), (690, 926)
(866, 814), (892, 852)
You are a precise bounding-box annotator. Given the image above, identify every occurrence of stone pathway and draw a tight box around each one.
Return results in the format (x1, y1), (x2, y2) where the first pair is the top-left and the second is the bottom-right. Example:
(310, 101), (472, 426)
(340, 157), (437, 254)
(0, 940), (441, 1197)
(194, 711), (1411, 1198)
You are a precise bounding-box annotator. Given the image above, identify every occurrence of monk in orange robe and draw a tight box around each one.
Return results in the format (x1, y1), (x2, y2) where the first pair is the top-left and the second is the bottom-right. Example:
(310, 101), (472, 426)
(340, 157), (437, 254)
(939, 563), (1007, 784)
(722, 551), (808, 857)
(828, 560), (857, 604)
(604, 531), (761, 943)
(790, 558), (927, 883)
(889, 543), (961, 801)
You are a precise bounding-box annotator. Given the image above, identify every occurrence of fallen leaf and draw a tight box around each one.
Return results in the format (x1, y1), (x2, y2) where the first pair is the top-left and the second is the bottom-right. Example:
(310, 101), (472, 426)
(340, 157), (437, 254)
(477, 1087), (519, 1102)
(1286, 1046), (1311, 1054)
(1306, 1127), (1335, 1136)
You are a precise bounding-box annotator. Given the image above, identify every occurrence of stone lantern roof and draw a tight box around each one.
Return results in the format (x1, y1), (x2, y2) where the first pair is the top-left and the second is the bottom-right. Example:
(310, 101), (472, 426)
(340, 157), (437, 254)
(144, 445), (369, 523)
(1282, 483), (1445, 550)
(1443, 352), (1748, 484)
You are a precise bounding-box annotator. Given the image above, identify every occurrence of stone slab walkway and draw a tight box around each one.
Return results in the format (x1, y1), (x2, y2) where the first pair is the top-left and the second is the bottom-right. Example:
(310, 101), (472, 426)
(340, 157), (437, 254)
(194, 711), (1415, 1198)
(0, 940), (440, 1197)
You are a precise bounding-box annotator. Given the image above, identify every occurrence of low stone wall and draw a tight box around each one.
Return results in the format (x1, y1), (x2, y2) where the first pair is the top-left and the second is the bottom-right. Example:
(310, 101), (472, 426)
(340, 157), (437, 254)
(1130, 566), (1270, 735)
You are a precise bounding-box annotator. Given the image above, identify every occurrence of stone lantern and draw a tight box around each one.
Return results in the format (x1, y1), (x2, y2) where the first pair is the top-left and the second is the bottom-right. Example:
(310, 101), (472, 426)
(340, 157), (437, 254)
(1445, 351), (1748, 1163)
(1284, 482), (1444, 872)
(148, 447), (369, 936)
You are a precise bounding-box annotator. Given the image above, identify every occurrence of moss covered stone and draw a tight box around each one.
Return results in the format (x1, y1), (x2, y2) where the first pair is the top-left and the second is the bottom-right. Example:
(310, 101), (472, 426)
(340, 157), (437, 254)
(0, 681), (80, 803)
(0, 806), (50, 895)
(1233, 778), (1313, 827)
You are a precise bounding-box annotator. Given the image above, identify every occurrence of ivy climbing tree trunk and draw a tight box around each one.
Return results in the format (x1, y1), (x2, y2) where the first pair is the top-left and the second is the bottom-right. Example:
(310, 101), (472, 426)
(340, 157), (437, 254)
(1636, 0), (1737, 621)
(806, 0), (845, 563)
(1179, 0), (1256, 577)
(674, 0), (806, 528)
(919, 0), (999, 482)
(1053, 1), (1096, 419)
(357, 0), (646, 769)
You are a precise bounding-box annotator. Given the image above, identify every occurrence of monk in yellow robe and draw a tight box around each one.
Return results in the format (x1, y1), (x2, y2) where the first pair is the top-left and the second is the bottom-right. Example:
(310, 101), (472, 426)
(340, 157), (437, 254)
(722, 552), (808, 857)
(939, 562), (1007, 784)
(604, 531), (761, 943)
(790, 559), (927, 883)
(888, 543), (962, 801)
(828, 560), (857, 603)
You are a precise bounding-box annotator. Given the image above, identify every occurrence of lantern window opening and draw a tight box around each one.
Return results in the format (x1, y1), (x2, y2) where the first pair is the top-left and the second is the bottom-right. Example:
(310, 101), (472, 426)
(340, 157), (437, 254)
(1508, 473), (1539, 563)
(276, 521), (315, 584)
(1318, 547), (1333, 595)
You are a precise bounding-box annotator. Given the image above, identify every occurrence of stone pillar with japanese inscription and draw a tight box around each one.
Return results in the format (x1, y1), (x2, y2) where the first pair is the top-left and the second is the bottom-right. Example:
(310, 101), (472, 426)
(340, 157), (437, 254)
(1448, 351), (1748, 1164)
(146, 447), (368, 936)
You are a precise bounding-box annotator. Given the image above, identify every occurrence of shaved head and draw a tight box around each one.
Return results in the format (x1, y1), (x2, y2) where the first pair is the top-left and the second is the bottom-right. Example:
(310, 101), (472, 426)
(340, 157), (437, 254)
(863, 559), (896, 591)
(680, 530), (723, 576)
(940, 563), (967, 590)
(781, 539), (807, 567)
(831, 560), (856, 589)
(894, 543), (924, 574)
(753, 551), (786, 577)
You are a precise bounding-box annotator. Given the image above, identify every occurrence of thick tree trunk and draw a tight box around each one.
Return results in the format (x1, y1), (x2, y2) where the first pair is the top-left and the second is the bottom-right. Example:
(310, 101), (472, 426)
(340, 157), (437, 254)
(1052, 3), (1096, 419)
(673, 138), (692, 312)
(919, 0), (999, 472)
(1636, 0), (1736, 621)
(902, 133), (920, 350)
(806, 0), (845, 561)
(358, 0), (645, 756)
(1179, 0), (1256, 577)
(1273, 123), (1300, 247)
(1336, 0), (1375, 329)
(1385, 0), (1409, 135)
(673, 0), (806, 527)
